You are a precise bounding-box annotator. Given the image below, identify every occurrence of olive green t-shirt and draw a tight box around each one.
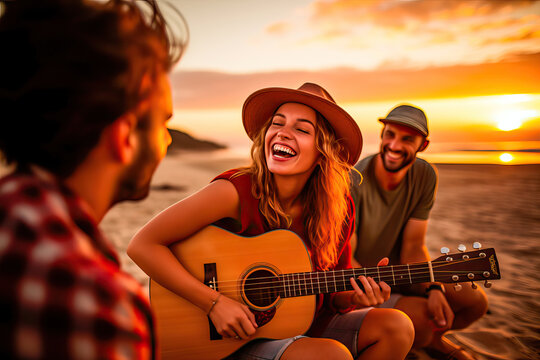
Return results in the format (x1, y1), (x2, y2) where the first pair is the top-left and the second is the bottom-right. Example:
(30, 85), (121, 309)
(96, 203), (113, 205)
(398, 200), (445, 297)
(351, 154), (438, 267)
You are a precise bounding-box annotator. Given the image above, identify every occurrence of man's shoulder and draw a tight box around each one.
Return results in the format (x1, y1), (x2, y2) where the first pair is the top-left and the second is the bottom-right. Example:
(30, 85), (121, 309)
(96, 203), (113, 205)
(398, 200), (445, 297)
(0, 172), (146, 302)
(0, 171), (37, 190)
(0, 172), (92, 266)
(351, 154), (376, 188)
(354, 154), (376, 172)
(0, 171), (68, 218)
(408, 158), (438, 197)
(412, 157), (437, 179)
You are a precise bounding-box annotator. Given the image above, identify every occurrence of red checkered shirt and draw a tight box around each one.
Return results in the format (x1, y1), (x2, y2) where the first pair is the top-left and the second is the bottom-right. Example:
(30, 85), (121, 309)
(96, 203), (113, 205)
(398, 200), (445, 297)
(0, 167), (155, 359)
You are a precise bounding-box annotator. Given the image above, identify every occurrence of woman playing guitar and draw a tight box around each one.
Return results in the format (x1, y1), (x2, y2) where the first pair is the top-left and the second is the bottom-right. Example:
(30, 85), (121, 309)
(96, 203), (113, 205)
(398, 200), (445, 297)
(128, 83), (414, 359)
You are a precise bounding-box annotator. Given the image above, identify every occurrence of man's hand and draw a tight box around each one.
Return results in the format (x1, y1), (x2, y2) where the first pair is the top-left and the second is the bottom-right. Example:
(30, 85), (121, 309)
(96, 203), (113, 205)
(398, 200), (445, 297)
(427, 289), (454, 330)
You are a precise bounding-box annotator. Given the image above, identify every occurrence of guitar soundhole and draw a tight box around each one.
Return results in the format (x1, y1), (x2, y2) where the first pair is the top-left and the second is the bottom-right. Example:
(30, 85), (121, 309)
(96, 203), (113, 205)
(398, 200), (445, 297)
(243, 269), (280, 308)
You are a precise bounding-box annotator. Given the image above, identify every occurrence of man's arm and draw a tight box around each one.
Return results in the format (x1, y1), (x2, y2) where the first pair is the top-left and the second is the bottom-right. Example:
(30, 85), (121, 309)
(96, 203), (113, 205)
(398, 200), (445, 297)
(400, 218), (454, 329)
(400, 218), (430, 263)
(399, 218), (431, 294)
(400, 161), (438, 291)
(350, 232), (362, 268)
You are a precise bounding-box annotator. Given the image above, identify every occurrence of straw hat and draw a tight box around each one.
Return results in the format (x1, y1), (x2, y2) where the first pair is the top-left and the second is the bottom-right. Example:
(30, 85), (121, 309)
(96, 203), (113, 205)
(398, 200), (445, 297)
(242, 82), (362, 165)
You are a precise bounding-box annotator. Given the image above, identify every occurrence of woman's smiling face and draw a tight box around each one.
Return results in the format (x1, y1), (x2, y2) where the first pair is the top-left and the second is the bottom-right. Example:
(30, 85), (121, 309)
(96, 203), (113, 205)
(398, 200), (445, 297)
(264, 102), (320, 177)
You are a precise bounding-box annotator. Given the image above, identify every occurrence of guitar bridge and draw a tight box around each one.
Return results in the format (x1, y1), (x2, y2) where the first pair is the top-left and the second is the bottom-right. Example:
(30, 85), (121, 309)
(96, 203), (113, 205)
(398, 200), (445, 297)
(204, 263), (222, 341)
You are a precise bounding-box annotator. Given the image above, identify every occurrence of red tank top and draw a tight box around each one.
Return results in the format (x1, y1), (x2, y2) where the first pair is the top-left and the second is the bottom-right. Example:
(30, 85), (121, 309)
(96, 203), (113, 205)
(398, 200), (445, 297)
(212, 169), (355, 336)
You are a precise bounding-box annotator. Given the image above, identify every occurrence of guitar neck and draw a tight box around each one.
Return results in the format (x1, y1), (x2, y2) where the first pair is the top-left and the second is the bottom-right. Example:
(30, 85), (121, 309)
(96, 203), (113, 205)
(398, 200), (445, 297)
(279, 263), (433, 298)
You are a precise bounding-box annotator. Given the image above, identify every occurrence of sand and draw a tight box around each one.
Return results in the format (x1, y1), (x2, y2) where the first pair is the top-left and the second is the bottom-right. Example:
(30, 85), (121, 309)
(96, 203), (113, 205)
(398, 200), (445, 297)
(99, 151), (539, 360)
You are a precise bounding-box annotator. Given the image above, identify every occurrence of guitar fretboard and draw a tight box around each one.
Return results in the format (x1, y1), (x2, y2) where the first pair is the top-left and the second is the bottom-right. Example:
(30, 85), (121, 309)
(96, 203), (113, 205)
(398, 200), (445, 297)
(278, 263), (432, 298)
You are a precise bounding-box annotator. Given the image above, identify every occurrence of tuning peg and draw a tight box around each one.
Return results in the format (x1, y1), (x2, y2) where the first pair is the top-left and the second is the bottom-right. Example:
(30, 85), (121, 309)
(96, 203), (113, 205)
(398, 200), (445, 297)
(473, 242), (482, 249)
(484, 280), (492, 288)
(440, 247), (450, 255)
(458, 244), (467, 252)
(471, 282), (478, 290)
(454, 283), (462, 292)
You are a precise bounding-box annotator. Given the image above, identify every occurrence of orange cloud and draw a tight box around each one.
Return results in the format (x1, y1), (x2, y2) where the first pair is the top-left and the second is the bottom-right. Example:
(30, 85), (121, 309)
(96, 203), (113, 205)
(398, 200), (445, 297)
(468, 13), (540, 32)
(483, 28), (540, 44)
(426, 31), (457, 45)
(265, 21), (291, 35)
(309, 0), (538, 25)
(171, 52), (540, 109)
(304, 0), (540, 45)
(262, 0), (540, 70)
(296, 28), (352, 45)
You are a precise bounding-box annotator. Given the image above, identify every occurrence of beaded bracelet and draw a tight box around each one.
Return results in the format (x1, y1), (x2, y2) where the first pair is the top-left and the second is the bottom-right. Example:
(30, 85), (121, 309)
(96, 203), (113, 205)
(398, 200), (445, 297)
(208, 294), (222, 315)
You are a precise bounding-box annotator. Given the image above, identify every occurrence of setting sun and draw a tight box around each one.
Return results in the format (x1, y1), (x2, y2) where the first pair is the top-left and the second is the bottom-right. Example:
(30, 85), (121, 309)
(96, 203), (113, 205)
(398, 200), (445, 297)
(499, 153), (514, 163)
(494, 109), (537, 131)
(497, 118), (522, 131)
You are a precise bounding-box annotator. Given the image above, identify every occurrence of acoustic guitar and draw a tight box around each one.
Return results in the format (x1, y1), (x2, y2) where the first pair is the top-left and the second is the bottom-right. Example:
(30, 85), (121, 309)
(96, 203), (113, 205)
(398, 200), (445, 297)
(150, 225), (500, 360)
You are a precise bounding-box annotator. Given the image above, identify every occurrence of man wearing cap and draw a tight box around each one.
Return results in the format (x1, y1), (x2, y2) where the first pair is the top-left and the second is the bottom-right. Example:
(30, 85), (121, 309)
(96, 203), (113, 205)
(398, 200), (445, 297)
(350, 104), (488, 360)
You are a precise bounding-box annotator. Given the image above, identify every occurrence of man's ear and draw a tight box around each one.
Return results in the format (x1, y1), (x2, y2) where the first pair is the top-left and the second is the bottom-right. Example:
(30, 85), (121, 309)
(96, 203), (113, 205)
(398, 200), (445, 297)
(418, 139), (430, 152)
(107, 113), (137, 163)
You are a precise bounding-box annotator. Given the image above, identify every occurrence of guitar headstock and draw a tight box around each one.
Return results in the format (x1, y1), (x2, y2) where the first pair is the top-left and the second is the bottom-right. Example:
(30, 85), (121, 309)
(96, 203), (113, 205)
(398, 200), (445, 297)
(432, 244), (500, 290)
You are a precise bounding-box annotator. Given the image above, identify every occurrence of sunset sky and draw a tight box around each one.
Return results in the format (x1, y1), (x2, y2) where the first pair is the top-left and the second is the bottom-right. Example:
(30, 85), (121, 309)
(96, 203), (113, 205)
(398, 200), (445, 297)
(168, 0), (540, 164)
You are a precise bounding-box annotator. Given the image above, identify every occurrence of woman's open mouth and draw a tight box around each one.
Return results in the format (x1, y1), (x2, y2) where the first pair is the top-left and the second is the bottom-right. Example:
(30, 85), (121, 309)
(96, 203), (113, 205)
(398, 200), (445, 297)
(272, 144), (297, 159)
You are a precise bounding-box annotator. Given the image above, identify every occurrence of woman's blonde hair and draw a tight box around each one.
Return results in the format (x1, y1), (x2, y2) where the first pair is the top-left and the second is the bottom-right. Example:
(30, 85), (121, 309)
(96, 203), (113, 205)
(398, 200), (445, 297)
(237, 110), (351, 270)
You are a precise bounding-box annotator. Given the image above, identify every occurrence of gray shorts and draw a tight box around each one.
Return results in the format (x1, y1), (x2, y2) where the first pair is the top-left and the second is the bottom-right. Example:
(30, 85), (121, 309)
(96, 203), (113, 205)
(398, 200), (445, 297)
(223, 335), (307, 360)
(377, 293), (402, 309)
(224, 307), (375, 360)
(223, 294), (403, 360)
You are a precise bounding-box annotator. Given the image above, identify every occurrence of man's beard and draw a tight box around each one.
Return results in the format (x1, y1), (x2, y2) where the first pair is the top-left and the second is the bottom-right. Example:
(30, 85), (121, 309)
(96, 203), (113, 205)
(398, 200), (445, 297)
(380, 145), (415, 173)
(113, 138), (158, 204)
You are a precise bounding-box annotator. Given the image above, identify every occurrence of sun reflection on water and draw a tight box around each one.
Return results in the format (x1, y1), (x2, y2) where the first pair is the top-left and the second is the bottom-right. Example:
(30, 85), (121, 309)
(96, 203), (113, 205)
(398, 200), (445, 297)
(499, 153), (514, 163)
(421, 148), (540, 165)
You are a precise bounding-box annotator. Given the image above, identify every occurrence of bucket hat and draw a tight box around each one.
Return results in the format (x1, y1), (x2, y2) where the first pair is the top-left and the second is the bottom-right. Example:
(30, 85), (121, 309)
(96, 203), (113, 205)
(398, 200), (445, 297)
(379, 104), (429, 137)
(242, 82), (362, 165)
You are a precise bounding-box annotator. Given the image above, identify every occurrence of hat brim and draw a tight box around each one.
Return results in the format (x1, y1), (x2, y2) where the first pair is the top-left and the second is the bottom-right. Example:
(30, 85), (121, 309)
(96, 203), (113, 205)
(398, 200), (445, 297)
(378, 118), (428, 137)
(242, 87), (362, 165)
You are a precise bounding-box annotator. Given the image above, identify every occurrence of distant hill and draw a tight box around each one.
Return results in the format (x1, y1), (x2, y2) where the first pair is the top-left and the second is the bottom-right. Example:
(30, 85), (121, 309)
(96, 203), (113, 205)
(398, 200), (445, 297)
(167, 129), (226, 153)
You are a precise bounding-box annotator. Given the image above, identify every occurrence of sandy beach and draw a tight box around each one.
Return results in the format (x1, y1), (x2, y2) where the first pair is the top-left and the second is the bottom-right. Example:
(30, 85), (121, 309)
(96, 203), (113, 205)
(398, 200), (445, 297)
(99, 150), (540, 360)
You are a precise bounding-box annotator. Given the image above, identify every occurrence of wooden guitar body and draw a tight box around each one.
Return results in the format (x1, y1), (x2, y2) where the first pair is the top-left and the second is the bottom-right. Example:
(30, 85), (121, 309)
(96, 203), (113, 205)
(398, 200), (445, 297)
(150, 226), (315, 360)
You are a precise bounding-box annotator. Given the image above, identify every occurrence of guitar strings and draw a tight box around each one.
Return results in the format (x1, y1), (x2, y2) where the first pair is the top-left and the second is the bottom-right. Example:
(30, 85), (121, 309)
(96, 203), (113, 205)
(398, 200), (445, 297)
(209, 257), (486, 291)
(213, 268), (488, 303)
(216, 272), (490, 303)
(209, 257), (483, 287)
(213, 270), (488, 297)
(212, 271), (489, 303)
(206, 257), (489, 295)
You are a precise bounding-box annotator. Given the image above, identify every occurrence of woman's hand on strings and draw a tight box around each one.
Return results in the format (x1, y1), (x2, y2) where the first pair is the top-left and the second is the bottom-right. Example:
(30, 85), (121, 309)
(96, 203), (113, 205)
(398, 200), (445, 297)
(208, 295), (258, 340)
(349, 257), (391, 307)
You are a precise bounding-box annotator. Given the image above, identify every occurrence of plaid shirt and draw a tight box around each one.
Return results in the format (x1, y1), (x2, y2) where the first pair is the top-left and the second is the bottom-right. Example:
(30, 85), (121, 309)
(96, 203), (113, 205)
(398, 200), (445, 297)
(0, 167), (155, 359)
